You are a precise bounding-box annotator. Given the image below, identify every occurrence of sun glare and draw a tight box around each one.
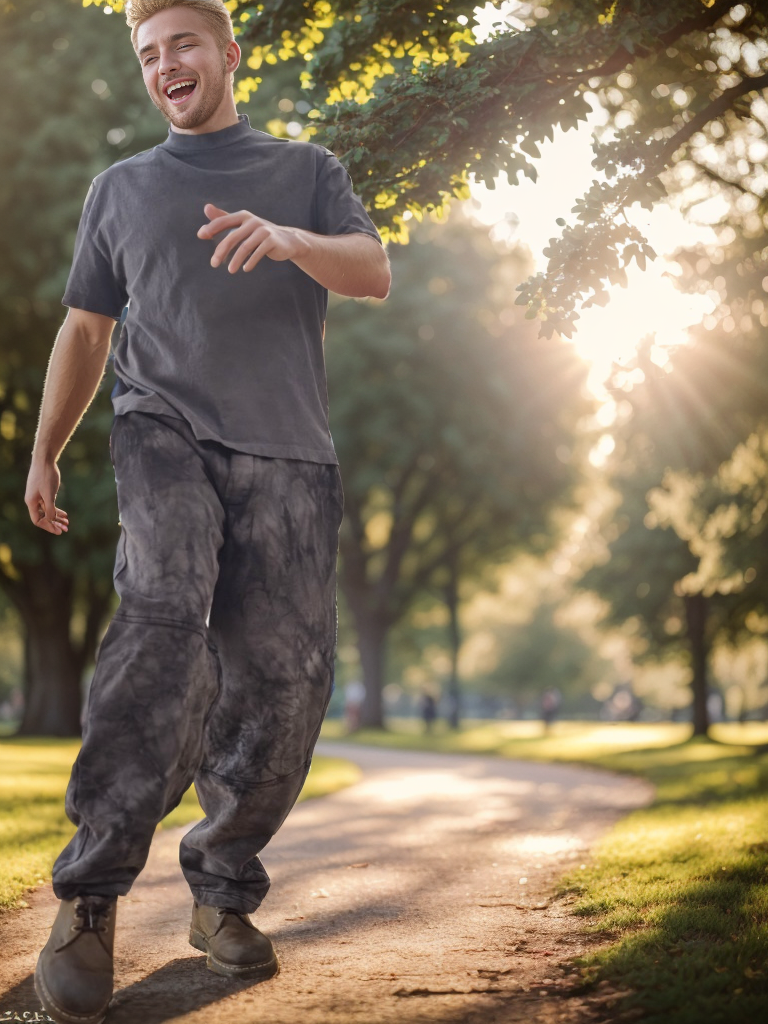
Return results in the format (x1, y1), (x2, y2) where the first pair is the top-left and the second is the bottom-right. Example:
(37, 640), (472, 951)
(462, 33), (717, 400)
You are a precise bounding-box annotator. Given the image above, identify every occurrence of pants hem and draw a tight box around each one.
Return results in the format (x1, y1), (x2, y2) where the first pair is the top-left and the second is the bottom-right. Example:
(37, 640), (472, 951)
(190, 886), (269, 916)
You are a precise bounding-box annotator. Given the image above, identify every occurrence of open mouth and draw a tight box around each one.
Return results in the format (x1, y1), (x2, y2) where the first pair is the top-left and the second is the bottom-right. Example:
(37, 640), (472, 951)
(165, 80), (197, 104)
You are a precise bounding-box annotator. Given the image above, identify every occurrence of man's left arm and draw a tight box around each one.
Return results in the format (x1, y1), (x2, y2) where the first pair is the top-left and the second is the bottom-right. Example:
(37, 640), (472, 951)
(197, 203), (391, 300)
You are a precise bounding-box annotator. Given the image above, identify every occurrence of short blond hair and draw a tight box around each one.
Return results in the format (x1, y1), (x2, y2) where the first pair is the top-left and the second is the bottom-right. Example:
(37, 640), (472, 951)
(125, 0), (235, 55)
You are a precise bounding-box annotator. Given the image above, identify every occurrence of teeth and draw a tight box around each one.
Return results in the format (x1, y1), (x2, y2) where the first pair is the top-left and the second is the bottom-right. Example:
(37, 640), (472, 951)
(166, 80), (195, 96)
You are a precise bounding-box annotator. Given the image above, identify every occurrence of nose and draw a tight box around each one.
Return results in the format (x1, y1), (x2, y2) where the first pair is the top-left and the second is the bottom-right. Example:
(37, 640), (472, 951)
(158, 50), (181, 79)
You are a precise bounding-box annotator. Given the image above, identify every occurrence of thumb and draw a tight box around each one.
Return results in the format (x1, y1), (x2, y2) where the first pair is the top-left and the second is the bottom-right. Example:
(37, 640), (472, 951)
(42, 489), (56, 521)
(36, 490), (60, 534)
(204, 203), (228, 219)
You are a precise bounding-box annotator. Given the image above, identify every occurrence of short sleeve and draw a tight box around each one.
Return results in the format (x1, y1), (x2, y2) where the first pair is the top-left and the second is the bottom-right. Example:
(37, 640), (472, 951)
(314, 147), (383, 245)
(61, 178), (128, 320)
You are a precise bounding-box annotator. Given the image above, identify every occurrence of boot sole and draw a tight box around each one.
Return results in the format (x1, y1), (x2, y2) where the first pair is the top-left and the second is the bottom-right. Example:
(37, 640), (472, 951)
(34, 960), (110, 1024)
(189, 928), (279, 980)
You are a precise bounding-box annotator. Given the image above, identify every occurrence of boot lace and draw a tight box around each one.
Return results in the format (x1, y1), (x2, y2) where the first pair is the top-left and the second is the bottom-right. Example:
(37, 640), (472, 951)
(54, 896), (113, 954)
(72, 896), (113, 934)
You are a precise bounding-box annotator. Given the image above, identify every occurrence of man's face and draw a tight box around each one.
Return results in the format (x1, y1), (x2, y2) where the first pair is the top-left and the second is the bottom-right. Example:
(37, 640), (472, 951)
(136, 7), (239, 130)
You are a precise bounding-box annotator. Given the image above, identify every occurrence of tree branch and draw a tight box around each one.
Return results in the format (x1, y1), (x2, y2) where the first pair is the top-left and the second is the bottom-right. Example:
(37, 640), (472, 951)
(657, 71), (768, 169)
(580, 0), (734, 80)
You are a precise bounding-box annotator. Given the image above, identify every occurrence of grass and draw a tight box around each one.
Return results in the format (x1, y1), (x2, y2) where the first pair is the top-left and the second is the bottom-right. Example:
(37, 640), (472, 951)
(320, 718), (768, 1024)
(0, 737), (360, 912)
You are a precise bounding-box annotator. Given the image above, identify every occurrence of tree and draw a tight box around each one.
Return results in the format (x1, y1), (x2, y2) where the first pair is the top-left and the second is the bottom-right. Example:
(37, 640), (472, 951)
(327, 209), (589, 727)
(582, 456), (716, 735)
(580, 336), (768, 735)
(571, 0), (768, 734)
(582, 36), (768, 725)
(647, 427), (768, 641)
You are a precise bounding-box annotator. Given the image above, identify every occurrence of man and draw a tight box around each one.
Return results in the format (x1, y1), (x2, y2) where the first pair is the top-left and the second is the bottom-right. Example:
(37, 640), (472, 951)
(25, 2), (390, 1021)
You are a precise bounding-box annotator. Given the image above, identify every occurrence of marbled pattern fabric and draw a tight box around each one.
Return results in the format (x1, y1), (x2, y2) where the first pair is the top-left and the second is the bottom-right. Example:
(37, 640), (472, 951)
(52, 412), (343, 914)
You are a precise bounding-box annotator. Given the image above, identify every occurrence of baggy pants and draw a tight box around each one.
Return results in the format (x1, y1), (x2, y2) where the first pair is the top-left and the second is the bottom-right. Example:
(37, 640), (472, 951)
(51, 411), (343, 914)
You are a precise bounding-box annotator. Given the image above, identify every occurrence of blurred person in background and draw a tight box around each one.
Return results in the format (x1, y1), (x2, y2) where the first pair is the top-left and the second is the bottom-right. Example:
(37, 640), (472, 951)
(540, 687), (562, 732)
(420, 691), (437, 734)
(24, 2), (390, 1021)
(344, 679), (366, 733)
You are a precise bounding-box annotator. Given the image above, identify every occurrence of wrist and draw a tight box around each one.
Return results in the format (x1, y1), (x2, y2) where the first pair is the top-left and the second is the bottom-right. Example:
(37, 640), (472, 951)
(30, 445), (59, 469)
(290, 227), (313, 260)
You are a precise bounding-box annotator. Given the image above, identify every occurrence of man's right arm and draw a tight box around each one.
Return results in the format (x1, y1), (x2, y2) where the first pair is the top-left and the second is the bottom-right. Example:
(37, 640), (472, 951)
(25, 307), (117, 535)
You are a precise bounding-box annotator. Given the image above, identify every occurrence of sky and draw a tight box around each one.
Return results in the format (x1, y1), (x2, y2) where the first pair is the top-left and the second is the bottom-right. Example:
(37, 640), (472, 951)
(465, 2), (718, 399)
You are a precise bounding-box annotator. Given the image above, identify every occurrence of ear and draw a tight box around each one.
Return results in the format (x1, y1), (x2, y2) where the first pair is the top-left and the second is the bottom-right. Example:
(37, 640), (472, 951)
(225, 39), (241, 77)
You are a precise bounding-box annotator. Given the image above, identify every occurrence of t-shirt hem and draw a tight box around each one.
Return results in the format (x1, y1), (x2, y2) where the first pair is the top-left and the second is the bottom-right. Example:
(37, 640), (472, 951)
(112, 371), (338, 464)
(113, 402), (338, 464)
(180, 430), (340, 464)
(338, 227), (384, 246)
(61, 294), (123, 321)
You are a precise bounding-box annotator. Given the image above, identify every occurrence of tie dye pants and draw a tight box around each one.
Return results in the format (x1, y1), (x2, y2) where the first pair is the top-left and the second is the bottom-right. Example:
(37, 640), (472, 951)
(51, 411), (343, 914)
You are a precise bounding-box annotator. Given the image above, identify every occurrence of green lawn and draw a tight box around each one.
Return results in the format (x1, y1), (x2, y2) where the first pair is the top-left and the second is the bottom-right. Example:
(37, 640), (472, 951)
(0, 737), (360, 912)
(320, 718), (768, 1024)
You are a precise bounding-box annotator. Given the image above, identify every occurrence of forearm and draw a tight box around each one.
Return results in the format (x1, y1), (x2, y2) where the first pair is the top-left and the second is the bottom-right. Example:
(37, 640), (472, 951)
(290, 230), (391, 299)
(32, 311), (113, 464)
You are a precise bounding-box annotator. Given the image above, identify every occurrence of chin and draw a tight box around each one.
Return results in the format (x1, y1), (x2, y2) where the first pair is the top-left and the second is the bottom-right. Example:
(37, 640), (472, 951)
(157, 103), (201, 129)
(170, 110), (202, 129)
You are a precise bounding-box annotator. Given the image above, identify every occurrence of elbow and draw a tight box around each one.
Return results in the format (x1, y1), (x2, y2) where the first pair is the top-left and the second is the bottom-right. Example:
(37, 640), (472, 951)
(369, 242), (391, 299)
(370, 267), (392, 301)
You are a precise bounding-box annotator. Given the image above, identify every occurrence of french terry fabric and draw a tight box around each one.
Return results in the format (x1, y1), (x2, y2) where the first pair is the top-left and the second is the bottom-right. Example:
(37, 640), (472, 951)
(61, 112), (383, 464)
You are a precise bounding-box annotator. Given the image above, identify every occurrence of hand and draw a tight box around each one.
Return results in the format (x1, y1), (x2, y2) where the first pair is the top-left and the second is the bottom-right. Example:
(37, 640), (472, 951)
(196, 204), (310, 274)
(25, 460), (68, 535)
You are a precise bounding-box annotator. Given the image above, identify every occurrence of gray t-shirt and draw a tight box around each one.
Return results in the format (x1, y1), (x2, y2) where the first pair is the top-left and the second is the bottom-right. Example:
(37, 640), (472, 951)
(62, 113), (383, 464)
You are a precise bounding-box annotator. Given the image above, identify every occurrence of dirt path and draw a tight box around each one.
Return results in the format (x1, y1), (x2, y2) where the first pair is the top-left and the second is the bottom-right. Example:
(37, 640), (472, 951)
(0, 742), (653, 1024)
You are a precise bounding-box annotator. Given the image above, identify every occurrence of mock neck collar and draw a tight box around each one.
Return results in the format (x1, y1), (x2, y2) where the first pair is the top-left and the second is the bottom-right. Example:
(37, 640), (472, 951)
(162, 112), (252, 152)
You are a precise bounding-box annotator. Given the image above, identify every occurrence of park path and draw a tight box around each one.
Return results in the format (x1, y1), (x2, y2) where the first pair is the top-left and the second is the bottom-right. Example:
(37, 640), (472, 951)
(0, 742), (654, 1024)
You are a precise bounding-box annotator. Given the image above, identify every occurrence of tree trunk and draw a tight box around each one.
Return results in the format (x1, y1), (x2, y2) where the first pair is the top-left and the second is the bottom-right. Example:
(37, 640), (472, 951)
(684, 592), (710, 738)
(445, 558), (461, 730)
(354, 611), (388, 729)
(13, 559), (82, 737)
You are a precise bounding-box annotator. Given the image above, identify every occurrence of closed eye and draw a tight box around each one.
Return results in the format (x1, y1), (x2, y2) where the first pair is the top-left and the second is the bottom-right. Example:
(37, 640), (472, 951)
(143, 44), (193, 66)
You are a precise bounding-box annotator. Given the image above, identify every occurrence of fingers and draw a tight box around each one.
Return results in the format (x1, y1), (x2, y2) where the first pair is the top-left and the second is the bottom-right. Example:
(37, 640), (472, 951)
(210, 222), (256, 268)
(197, 206), (261, 239)
(197, 211), (240, 239)
(40, 492), (68, 534)
(241, 237), (274, 273)
(198, 206), (268, 246)
(197, 206), (277, 271)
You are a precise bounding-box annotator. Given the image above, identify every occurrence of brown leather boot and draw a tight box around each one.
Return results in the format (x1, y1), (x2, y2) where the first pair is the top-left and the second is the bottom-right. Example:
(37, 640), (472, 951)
(34, 894), (116, 1024)
(189, 900), (278, 979)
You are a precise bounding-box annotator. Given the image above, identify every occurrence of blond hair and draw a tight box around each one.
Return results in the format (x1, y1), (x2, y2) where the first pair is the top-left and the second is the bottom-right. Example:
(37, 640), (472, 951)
(125, 0), (235, 55)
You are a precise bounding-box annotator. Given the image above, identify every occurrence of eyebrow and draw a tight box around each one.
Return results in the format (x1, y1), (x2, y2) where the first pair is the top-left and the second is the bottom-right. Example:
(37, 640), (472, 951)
(138, 31), (203, 59)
